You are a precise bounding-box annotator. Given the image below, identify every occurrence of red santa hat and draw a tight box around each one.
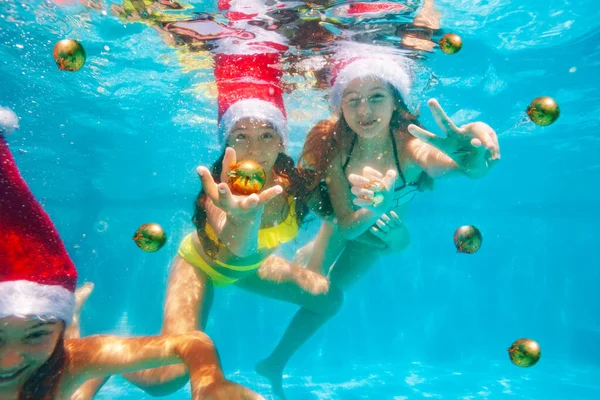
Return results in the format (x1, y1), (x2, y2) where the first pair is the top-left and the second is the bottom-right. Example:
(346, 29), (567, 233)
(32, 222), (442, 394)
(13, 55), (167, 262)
(328, 42), (412, 116)
(215, 51), (288, 147)
(0, 135), (77, 325)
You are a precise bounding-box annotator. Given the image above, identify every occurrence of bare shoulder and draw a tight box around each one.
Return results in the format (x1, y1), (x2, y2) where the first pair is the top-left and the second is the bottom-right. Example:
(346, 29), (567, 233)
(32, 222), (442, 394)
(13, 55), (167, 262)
(325, 151), (344, 177)
(394, 129), (424, 172)
(57, 339), (91, 397)
(64, 337), (97, 372)
(395, 129), (419, 152)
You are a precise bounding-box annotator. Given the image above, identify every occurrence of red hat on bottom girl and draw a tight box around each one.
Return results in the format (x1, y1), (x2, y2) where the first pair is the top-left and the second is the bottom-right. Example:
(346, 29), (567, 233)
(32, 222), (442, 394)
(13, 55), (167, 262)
(0, 134), (77, 325)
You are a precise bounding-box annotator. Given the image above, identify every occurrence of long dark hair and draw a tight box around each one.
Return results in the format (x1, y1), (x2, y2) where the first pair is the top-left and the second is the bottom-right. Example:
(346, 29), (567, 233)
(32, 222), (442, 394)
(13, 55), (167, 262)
(298, 87), (428, 216)
(192, 151), (311, 258)
(19, 331), (67, 400)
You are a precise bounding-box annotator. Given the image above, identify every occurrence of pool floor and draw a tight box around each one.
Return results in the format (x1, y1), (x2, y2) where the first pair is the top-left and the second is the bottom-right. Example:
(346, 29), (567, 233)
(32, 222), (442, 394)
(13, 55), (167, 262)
(95, 361), (600, 399)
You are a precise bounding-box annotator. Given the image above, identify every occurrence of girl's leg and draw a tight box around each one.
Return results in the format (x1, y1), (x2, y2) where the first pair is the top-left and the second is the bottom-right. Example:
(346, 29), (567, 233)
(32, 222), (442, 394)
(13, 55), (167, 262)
(122, 256), (214, 396)
(328, 242), (384, 291)
(236, 254), (343, 314)
(65, 282), (95, 340)
(256, 241), (382, 398)
(66, 283), (109, 400)
(234, 255), (344, 398)
(304, 222), (347, 276)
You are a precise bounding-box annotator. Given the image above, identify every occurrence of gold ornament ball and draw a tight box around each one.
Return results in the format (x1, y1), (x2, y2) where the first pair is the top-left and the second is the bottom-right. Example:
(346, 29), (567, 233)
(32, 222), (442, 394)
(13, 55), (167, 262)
(440, 33), (462, 54)
(133, 223), (167, 252)
(53, 39), (86, 72)
(508, 338), (541, 367)
(454, 225), (482, 254)
(526, 96), (560, 126)
(227, 160), (267, 195)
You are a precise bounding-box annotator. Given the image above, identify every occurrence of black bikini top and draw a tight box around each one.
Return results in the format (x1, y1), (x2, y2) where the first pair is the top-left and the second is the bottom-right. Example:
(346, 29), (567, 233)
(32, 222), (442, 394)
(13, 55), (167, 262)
(342, 131), (427, 206)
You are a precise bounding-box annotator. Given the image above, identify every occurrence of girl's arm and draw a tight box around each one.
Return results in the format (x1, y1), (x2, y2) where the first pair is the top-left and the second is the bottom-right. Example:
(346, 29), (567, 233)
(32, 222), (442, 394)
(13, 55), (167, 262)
(204, 195), (263, 257)
(415, 0), (441, 30)
(404, 131), (497, 180)
(404, 135), (463, 179)
(325, 158), (384, 240)
(197, 157), (282, 257)
(404, 100), (500, 180)
(63, 332), (223, 395)
(70, 377), (109, 400)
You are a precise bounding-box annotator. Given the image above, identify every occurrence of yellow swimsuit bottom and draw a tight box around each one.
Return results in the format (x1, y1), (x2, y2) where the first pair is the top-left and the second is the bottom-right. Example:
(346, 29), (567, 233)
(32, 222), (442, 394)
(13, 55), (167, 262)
(178, 199), (299, 286)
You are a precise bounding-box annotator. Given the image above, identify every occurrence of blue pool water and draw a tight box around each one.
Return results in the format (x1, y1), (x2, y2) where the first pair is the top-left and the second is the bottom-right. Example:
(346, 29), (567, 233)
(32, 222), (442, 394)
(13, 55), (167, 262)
(1, 0), (600, 399)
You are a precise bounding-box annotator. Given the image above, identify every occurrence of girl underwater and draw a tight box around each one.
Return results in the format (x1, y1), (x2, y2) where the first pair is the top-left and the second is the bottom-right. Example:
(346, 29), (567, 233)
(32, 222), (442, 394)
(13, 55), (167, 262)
(82, 46), (343, 398)
(0, 124), (261, 400)
(256, 43), (501, 398)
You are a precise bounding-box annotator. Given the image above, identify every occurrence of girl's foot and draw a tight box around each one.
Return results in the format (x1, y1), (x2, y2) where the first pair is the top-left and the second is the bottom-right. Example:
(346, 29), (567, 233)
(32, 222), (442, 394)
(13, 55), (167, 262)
(256, 358), (286, 400)
(65, 282), (94, 339)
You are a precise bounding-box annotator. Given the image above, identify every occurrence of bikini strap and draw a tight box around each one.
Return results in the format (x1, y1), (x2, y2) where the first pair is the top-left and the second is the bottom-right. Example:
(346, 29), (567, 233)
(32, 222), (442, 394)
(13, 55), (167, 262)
(343, 131), (407, 186)
(342, 134), (357, 172)
(389, 130), (407, 186)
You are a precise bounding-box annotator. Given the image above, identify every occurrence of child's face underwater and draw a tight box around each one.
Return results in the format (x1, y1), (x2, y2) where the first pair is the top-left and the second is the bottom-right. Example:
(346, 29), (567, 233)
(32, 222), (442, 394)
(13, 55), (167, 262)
(341, 77), (397, 139)
(227, 117), (283, 171)
(0, 317), (64, 394)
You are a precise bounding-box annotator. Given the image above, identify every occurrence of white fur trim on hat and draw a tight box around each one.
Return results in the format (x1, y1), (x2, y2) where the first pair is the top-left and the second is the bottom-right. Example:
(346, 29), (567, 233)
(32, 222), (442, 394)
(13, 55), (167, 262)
(329, 58), (411, 116)
(0, 106), (19, 135)
(219, 99), (288, 147)
(0, 280), (75, 326)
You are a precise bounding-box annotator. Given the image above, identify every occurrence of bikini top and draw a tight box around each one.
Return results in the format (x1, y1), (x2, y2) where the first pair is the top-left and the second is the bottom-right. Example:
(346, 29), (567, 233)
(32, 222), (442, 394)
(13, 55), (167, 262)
(205, 196), (299, 251)
(342, 130), (426, 207)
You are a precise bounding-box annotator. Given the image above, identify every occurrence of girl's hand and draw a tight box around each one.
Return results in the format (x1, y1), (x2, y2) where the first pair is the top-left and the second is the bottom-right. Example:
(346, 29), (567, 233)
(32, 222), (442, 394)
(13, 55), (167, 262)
(408, 99), (500, 178)
(349, 166), (397, 213)
(197, 148), (283, 221)
(174, 332), (264, 400)
(369, 211), (410, 252)
(201, 380), (265, 400)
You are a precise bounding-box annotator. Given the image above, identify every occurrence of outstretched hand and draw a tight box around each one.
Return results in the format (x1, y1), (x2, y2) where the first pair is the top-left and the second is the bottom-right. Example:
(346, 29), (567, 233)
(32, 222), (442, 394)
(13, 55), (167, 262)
(197, 147), (283, 220)
(369, 211), (410, 253)
(349, 166), (397, 212)
(407, 99), (500, 177)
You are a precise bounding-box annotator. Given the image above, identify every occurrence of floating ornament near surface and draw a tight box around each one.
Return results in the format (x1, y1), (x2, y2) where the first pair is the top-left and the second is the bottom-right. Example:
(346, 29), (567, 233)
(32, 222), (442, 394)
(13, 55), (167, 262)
(453, 225), (482, 254)
(53, 39), (86, 71)
(526, 96), (560, 126)
(439, 33), (462, 54)
(133, 223), (167, 252)
(508, 338), (541, 367)
(227, 160), (266, 195)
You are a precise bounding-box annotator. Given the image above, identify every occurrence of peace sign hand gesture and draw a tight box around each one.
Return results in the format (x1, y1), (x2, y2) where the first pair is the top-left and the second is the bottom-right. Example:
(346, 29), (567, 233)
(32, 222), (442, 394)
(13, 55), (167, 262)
(407, 99), (500, 178)
(197, 147), (283, 220)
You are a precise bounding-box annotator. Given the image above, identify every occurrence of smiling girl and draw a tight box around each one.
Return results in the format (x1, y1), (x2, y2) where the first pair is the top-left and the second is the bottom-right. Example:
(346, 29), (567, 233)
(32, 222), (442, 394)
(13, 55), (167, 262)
(257, 44), (501, 398)
(0, 131), (260, 400)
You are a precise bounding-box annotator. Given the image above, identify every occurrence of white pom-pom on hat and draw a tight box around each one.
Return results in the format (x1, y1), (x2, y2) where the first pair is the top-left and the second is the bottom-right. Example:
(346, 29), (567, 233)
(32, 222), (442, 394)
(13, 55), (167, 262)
(0, 106), (19, 135)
